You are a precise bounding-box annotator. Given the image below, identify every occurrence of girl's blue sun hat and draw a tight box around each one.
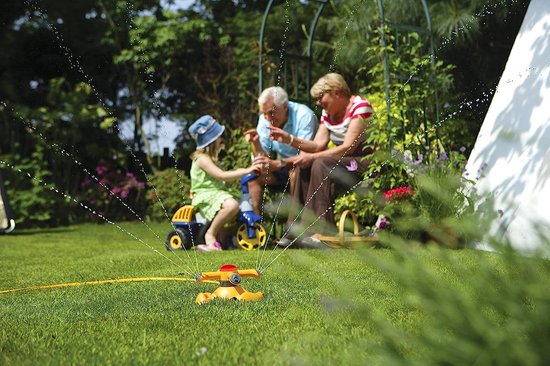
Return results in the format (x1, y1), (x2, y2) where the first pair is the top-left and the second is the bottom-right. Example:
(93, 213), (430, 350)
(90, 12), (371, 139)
(188, 115), (225, 149)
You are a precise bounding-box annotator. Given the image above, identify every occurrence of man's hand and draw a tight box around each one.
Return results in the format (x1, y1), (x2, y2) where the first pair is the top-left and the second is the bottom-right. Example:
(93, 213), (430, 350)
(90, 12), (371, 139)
(244, 128), (265, 157)
(244, 129), (259, 143)
(266, 125), (291, 144)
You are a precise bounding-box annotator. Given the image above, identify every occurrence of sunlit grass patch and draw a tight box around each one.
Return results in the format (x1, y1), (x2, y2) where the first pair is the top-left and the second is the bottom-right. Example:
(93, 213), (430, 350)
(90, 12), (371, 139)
(1, 223), (549, 365)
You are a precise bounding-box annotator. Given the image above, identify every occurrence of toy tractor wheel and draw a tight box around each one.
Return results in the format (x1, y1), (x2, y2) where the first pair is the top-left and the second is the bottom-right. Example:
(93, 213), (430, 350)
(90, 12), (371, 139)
(236, 223), (267, 250)
(165, 229), (193, 251)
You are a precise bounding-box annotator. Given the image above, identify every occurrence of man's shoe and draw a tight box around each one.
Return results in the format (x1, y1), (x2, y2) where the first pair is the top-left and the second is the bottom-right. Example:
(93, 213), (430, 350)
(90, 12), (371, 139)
(297, 235), (328, 249)
(276, 238), (292, 248)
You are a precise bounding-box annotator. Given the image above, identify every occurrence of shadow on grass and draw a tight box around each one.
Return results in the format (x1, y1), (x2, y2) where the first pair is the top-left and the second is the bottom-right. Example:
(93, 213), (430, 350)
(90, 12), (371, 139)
(3, 227), (75, 236)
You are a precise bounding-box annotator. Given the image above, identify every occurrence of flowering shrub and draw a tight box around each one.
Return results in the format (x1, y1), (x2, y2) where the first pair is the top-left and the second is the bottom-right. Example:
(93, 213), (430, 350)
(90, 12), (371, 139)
(326, 144), (480, 245)
(383, 186), (416, 202)
(79, 159), (146, 221)
(375, 185), (416, 234)
(372, 186), (417, 234)
(376, 147), (479, 244)
(346, 145), (479, 244)
(334, 150), (411, 226)
(405, 147), (472, 223)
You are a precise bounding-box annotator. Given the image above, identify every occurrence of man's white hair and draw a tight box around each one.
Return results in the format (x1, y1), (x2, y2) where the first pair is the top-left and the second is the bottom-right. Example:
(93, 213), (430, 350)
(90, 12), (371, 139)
(258, 86), (288, 107)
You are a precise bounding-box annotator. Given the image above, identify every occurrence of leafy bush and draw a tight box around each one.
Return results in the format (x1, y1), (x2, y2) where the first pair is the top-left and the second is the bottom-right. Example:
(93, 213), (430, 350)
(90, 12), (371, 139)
(335, 143), (479, 247)
(408, 148), (470, 219)
(361, 29), (455, 155)
(333, 182), (550, 365)
(336, 25), (458, 230)
(1, 78), (128, 227)
(334, 148), (418, 228)
(145, 168), (191, 222)
(220, 128), (254, 187)
(357, 239), (550, 365)
(374, 147), (478, 245)
(0, 146), (70, 227)
(218, 128), (254, 198)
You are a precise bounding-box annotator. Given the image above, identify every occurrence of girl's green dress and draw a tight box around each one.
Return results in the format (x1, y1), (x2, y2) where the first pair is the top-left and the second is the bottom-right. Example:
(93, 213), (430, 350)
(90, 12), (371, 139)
(190, 154), (235, 221)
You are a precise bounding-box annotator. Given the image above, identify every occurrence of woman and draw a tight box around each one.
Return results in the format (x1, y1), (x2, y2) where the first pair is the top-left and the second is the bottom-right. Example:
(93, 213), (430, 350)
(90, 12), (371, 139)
(268, 73), (374, 240)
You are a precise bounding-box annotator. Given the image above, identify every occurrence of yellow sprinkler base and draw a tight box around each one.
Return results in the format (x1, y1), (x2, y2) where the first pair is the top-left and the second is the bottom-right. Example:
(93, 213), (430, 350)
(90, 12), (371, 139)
(195, 264), (262, 304)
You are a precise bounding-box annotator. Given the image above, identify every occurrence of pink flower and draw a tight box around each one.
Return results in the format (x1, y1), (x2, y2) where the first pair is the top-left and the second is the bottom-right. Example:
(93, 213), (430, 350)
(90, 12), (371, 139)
(372, 215), (390, 235)
(376, 215), (389, 229)
(384, 186), (415, 202)
(95, 165), (108, 175)
(346, 160), (358, 172)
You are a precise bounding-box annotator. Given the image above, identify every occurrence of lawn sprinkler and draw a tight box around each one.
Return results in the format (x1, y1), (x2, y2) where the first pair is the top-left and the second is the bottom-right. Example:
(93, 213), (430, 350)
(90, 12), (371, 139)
(195, 264), (262, 304)
(165, 174), (267, 251)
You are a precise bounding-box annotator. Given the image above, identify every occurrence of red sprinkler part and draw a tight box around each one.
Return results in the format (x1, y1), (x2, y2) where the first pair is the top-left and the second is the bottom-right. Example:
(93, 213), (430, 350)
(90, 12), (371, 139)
(195, 264), (262, 304)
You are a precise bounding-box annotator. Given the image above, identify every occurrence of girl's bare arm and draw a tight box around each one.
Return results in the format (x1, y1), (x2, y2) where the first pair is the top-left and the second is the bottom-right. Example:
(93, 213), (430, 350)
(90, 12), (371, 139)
(196, 155), (260, 182)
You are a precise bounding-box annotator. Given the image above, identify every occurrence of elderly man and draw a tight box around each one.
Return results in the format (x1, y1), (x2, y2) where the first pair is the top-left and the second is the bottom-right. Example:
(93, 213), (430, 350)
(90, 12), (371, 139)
(244, 86), (318, 213)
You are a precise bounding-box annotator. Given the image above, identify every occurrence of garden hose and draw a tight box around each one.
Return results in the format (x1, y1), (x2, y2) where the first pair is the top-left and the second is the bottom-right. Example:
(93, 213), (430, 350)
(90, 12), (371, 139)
(0, 276), (218, 294)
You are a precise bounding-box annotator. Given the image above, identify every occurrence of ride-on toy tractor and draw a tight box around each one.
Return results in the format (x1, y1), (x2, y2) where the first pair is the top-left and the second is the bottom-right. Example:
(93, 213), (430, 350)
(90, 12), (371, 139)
(165, 174), (267, 251)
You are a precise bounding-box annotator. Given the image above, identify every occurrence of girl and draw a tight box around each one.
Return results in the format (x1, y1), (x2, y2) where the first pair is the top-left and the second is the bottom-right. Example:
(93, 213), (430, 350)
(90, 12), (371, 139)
(188, 115), (262, 252)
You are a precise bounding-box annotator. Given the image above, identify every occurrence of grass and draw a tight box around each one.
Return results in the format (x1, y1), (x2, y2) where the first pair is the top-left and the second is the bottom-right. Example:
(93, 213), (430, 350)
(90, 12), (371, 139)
(1, 222), (550, 365)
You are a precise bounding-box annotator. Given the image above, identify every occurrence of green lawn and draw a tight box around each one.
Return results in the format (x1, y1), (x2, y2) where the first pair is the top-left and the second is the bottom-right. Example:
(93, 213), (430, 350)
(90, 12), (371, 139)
(1, 222), (549, 365)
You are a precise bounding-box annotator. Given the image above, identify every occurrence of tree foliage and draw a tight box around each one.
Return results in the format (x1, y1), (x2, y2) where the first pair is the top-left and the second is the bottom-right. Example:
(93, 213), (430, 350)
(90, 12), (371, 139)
(0, 0), (530, 227)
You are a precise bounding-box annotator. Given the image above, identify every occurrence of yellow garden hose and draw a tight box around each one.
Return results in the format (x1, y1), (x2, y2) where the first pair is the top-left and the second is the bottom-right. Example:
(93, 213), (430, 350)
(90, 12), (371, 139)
(0, 277), (218, 294)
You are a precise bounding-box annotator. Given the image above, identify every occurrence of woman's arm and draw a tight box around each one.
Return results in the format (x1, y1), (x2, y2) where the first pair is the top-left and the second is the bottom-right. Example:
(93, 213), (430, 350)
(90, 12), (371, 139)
(311, 117), (367, 158)
(291, 118), (367, 168)
(196, 155), (260, 182)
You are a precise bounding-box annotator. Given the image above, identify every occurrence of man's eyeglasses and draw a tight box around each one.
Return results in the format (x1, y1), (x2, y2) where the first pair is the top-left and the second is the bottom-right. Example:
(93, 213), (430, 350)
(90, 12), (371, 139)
(262, 107), (277, 119)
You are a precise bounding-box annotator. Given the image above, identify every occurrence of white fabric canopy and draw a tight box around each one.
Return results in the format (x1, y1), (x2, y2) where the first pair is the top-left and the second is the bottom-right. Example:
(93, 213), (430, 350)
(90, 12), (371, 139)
(465, 0), (550, 254)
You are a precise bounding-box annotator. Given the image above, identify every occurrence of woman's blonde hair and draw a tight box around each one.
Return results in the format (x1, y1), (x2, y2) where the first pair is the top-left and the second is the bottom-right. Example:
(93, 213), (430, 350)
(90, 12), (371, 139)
(310, 73), (351, 99)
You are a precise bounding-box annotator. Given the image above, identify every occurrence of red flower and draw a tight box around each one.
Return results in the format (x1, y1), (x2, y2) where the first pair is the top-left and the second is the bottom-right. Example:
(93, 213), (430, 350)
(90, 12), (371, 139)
(384, 186), (415, 202)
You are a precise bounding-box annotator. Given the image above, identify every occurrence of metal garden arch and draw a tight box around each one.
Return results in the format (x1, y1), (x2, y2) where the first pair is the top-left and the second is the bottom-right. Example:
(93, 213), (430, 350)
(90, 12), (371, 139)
(377, 0), (439, 151)
(258, 0), (439, 149)
(258, 0), (328, 106)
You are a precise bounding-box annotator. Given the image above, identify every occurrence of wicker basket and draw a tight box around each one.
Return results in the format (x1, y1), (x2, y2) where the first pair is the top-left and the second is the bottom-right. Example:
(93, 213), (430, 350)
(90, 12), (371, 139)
(316, 210), (379, 248)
